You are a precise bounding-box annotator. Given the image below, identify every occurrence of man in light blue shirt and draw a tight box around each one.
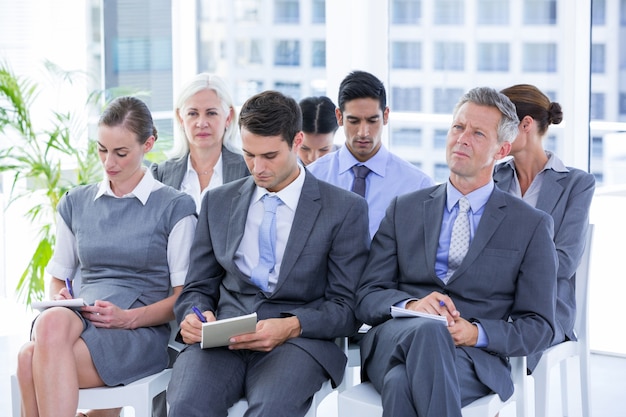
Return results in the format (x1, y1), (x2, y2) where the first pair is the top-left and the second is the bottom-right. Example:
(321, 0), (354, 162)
(307, 70), (434, 238)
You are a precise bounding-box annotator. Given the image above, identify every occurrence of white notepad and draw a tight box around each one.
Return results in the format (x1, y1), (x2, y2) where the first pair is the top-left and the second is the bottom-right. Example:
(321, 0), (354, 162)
(201, 312), (258, 349)
(390, 306), (449, 325)
(32, 298), (88, 312)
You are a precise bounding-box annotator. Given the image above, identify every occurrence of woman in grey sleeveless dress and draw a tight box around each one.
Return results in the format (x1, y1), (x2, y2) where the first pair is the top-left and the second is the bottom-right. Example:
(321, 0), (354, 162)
(15, 96), (197, 417)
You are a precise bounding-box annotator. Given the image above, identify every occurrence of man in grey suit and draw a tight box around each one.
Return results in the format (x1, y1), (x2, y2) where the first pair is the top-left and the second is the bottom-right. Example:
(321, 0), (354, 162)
(167, 90), (370, 417)
(356, 87), (558, 417)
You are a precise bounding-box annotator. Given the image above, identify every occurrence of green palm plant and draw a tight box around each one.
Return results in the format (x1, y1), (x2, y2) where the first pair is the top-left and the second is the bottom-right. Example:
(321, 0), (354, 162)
(0, 63), (102, 306)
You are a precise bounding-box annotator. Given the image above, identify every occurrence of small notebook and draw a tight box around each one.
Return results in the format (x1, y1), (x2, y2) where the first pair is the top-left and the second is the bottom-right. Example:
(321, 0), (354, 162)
(390, 306), (448, 325)
(32, 298), (88, 312)
(201, 312), (258, 349)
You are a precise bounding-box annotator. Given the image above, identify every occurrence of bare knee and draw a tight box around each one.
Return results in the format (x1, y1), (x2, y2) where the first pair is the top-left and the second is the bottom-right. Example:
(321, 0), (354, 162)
(31, 308), (80, 347)
(16, 342), (35, 382)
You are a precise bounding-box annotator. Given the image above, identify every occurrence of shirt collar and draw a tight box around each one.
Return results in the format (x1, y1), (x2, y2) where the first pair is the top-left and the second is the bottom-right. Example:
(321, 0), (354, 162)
(337, 143), (389, 177)
(95, 166), (154, 205)
(252, 163), (305, 211)
(505, 150), (569, 174)
(446, 179), (494, 213)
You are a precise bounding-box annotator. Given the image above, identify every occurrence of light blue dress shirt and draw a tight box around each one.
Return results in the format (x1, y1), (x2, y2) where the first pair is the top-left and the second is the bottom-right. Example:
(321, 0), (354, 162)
(307, 144), (434, 238)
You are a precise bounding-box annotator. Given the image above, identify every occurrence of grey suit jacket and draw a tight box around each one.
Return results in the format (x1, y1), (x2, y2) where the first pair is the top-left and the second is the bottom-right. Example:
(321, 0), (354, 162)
(150, 146), (250, 190)
(356, 184), (558, 400)
(494, 163), (595, 342)
(174, 170), (370, 387)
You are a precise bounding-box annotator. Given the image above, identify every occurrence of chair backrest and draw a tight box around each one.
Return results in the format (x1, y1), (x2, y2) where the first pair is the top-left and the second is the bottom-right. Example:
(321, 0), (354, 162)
(574, 224), (593, 343)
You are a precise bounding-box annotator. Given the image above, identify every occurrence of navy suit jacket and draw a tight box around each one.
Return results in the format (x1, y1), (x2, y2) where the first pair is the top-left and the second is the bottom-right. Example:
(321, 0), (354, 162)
(494, 163), (595, 342)
(175, 170), (370, 387)
(356, 184), (558, 400)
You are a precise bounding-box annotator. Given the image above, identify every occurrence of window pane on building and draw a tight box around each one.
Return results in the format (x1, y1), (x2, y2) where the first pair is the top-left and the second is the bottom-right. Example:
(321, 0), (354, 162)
(391, 0), (421, 24)
(592, 0), (606, 25)
(274, 81), (301, 100)
(274, 40), (300, 66)
(524, 0), (557, 24)
(433, 129), (448, 149)
(236, 39), (263, 66)
(591, 43), (606, 73)
(523, 43), (557, 72)
(392, 41), (422, 69)
(312, 40), (326, 67)
(312, 0), (325, 23)
(477, 43), (509, 71)
(274, 0), (299, 24)
(434, 42), (464, 71)
(434, 0), (464, 24)
(477, 0), (509, 25)
(433, 88), (464, 114)
(391, 128), (422, 147)
(590, 92), (605, 119)
(392, 86), (422, 111)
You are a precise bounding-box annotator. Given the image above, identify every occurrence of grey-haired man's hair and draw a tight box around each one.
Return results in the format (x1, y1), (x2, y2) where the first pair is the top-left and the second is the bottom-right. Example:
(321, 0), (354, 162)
(453, 87), (520, 144)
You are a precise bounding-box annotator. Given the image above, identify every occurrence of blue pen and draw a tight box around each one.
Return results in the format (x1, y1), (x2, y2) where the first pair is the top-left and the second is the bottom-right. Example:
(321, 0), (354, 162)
(65, 278), (74, 298)
(192, 306), (207, 323)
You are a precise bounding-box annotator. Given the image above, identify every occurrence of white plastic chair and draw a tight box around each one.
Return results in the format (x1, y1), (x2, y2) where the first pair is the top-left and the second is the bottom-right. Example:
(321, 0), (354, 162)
(227, 378), (333, 416)
(531, 224), (593, 417)
(338, 355), (527, 417)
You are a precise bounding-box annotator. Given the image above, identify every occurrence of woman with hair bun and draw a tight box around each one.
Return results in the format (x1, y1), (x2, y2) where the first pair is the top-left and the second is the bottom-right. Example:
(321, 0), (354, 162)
(494, 84), (595, 371)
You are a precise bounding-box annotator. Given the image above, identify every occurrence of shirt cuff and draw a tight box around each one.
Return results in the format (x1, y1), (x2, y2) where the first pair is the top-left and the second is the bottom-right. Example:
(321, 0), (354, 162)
(394, 298), (419, 309)
(473, 322), (488, 347)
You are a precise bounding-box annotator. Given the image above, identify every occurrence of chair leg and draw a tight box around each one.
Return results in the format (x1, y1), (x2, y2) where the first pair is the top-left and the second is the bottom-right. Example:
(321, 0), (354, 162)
(533, 363), (552, 417)
(580, 353), (591, 417)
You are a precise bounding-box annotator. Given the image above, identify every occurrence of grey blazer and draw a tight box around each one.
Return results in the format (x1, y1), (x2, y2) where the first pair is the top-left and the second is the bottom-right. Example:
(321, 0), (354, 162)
(356, 184), (558, 400)
(150, 146), (250, 190)
(494, 163), (595, 342)
(174, 170), (370, 387)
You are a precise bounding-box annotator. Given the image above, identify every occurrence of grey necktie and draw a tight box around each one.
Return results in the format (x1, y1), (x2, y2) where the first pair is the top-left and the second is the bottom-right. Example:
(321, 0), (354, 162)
(351, 165), (371, 198)
(446, 197), (471, 280)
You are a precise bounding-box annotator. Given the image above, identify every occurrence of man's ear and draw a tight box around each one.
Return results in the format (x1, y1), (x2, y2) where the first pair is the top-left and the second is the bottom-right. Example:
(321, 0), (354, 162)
(335, 108), (343, 126)
(292, 131), (304, 150)
(383, 106), (390, 125)
(495, 140), (512, 160)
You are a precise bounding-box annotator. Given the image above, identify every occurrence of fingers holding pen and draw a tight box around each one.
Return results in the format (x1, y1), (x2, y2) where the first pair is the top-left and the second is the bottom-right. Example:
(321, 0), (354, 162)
(407, 292), (460, 326)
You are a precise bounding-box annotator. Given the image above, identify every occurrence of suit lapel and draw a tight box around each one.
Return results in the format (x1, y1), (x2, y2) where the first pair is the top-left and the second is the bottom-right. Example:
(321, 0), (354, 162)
(225, 178), (256, 260)
(424, 186), (446, 273)
(535, 169), (566, 215)
(447, 188), (507, 284)
(273, 172), (321, 293)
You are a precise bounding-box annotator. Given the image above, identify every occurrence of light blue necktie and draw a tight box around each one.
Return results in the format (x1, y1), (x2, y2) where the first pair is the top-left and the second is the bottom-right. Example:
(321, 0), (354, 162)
(250, 194), (282, 291)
